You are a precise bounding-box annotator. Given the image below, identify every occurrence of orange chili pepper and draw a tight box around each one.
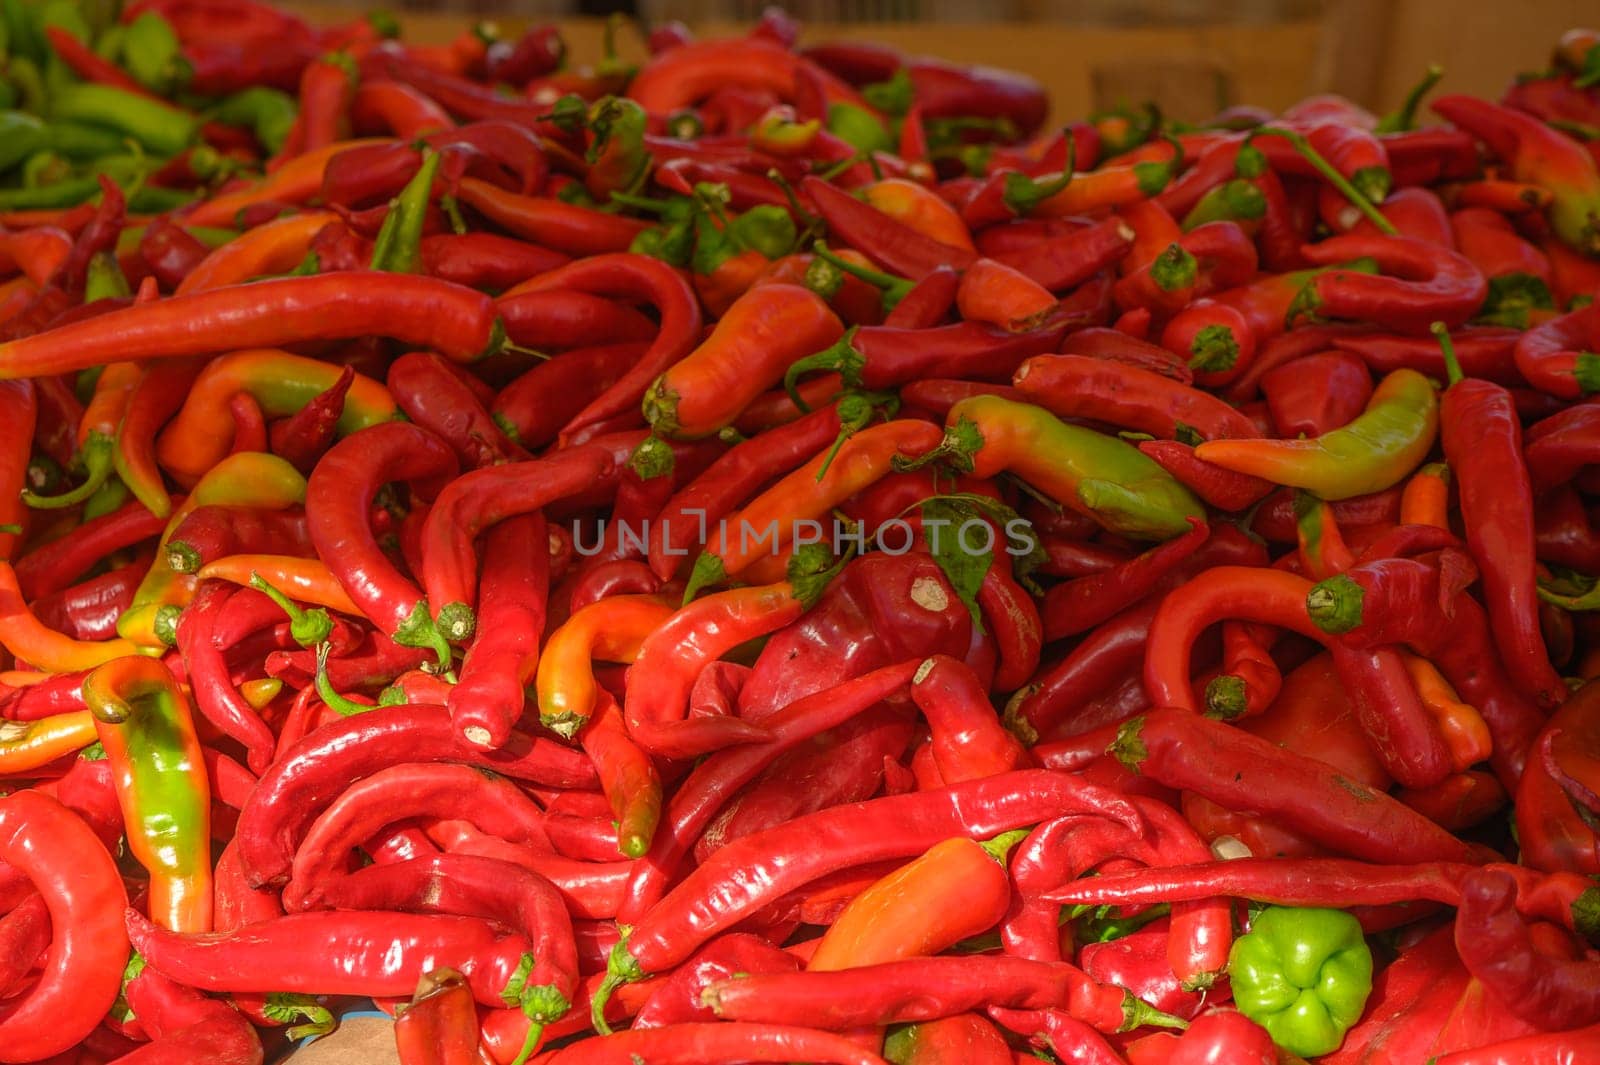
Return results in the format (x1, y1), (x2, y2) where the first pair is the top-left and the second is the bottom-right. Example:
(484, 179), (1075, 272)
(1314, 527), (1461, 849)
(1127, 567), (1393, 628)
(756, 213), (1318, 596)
(0, 711), (99, 775)
(644, 283), (843, 440)
(197, 554), (364, 618)
(861, 179), (976, 251)
(806, 832), (1027, 971)
(182, 140), (393, 228)
(175, 211), (338, 294)
(154, 349), (395, 485)
(685, 419), (945, 596)
(1033, 150), (1181, 217)
(534, 595), (676, 739)
(1400, 462), (1452, 529)
(79, 361), (142, 447)
(692, 247), (770, 319)
(1402, 652), (1494, 772)
(0, 562), (148, 672)
(955, 258), (1056, 332)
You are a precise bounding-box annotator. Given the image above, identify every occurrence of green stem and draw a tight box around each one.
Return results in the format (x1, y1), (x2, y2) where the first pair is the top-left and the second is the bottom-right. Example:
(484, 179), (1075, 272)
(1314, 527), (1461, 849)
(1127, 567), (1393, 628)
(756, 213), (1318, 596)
(1431, 321), (1463, 386)
(1251, 128), (1397, 236)
(20, 431), (113, 509)
(247, 573), (332, 647)
(314, 643), (372, 717)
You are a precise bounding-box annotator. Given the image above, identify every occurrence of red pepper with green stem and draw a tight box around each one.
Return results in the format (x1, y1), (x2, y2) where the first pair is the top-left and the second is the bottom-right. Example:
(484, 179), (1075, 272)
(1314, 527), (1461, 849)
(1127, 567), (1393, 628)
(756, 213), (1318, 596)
(323, 855), (577, 1064)
(619, 660), (922, 925)
(126, 904), (537, 1010)
(1159, 300), (1257, 389)
(305, 422), (458, 667)
(1031, 141), (1184, 217)
(1432, 94), (1600, 255)
(1289, 234), (1486, 332)
(83, 655), (212, 933)
(175, 581), (277, 775)
(0, 791), (129, 1060)
(1013, 354), (1260, 441)
(417, 446), (615, 640)
(591, 769), (1142, 1029)
(624, 548), (837, 759)
(0, 273), (505, 380)
(1432, 324), (1565, 708)
(1307, 554), (1549, 786)
(645, 283), (843, 439)
(164, 505), (312, 574)
(1111, 222), (1258, 319)
(1111, 708), (1480, 863)
(498, 253), (702, 445)
(703, 954), (1179, 1035)
(1514, 302), (1600, 401)
(448, 513), (547, 751)
(1453, 868), (1600, 1029)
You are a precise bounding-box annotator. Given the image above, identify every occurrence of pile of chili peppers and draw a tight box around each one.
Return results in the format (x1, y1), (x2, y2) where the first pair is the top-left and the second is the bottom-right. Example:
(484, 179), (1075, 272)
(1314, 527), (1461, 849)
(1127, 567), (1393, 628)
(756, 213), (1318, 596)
(2, 2), (1600, 1063)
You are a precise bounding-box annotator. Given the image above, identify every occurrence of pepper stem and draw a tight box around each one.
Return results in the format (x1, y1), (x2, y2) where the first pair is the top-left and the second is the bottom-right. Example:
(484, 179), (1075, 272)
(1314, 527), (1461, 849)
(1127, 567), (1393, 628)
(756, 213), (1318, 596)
(314, 643), (371, 717)
(783, 329), (864, 411)
(435, 601), (476, 644)
(1203, 674), (1249, 720)
(979, 827), (1031, 864)
(681, 552), (727, 605)
(1250, 128), (1397, 236)
(1121, 992), (1190, 1032)
(20, 430), (114, 510)
(892, 415), (983, 475)
(393, 600), (453, 670)
(1431, 321), (1464, 387)
(1375, 64), (1444, 133)
(590, 938), (643, 1036)
(1109, 715), (1149, 773)
(1306, 573), (1366, 634)
(811, 240), (914, 308)
(249, 572), (333, 648)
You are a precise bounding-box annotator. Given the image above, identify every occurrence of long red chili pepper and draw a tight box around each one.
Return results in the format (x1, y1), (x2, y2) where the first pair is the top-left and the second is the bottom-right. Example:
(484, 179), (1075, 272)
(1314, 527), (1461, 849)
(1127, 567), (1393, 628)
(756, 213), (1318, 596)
(0, 273), (505, 378)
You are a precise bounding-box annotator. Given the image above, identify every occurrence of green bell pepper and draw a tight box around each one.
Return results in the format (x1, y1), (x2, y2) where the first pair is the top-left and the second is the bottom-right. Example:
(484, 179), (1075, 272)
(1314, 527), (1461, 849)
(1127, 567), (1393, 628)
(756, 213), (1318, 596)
(1228, 905), (1374, 1058)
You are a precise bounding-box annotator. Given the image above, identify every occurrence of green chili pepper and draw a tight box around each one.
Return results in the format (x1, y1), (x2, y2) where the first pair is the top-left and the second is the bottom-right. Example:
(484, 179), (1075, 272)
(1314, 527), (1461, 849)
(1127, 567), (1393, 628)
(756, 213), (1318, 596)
(48, 120), (131, 161)
(827, 102), (894, 154)
(208, 87), (297, 156)
(123, 11), (188, 93)
(51, 82), (197, 155)
(0, 111), (49, 171)
(0, 174), (99, 210)
(1228, 905), (1373, 1058)
(1, 0), (46, 63)
(1195, 368), (1439, 500)
(371, 148), (442, 274)
(730, 204), (797, 259)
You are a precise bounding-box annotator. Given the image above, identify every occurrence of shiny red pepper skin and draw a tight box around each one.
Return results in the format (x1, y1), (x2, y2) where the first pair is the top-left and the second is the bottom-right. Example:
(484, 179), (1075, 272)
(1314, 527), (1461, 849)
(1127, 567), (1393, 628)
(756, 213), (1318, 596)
(235, 704), (597, 888)
(1261, 350), (1373, 438)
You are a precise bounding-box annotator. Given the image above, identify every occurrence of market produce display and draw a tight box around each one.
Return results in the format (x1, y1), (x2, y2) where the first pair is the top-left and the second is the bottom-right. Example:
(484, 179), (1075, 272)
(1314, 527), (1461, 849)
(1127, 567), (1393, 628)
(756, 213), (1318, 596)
(2, 0), (1600, 1061)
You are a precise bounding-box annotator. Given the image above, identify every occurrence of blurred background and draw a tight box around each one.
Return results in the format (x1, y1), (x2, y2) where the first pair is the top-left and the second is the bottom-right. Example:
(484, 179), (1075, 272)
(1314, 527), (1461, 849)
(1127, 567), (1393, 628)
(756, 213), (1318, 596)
(283, 0), (1596, 120)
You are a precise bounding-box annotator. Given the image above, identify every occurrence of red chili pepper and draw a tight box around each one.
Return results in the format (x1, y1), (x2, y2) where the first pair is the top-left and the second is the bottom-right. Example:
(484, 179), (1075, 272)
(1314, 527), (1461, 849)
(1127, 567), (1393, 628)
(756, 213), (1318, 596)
(0, 273), (503, 380)
(802, 175), (978, 280)
(1292, 233), (1487, 332)
(621, 661), (920, 924)
(909, 654), (1030, 782)
(418, 447), (615, 637)
(235, 703), (596, 889)
(492, 342), (647, 451)
(388, 352), (529, 469)
(174, 581), (277, 775)
(1432, 94), (1600, 255)
(1515, 301), (1600, 399)
(422, 233), (567, 290)
(536, 1022), (889, 1064)
(454, 177), (647, 256)
(592, 769), (1141, 1028)
(1260, 350), (1373, 437)
(0, 791), (130, 1059)
(305, 421), (459, 665)
(1307, 554), (1549, 785)
(987, 219), (1133, 294)
(1014, 354), (1258, 441)
(499, 254), (702, 444)
(1080, 923), (1207, 1022)
(351, 79), (456, 137)
(497, 289), (656, 352)
(1042, 519), (1210, 640)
